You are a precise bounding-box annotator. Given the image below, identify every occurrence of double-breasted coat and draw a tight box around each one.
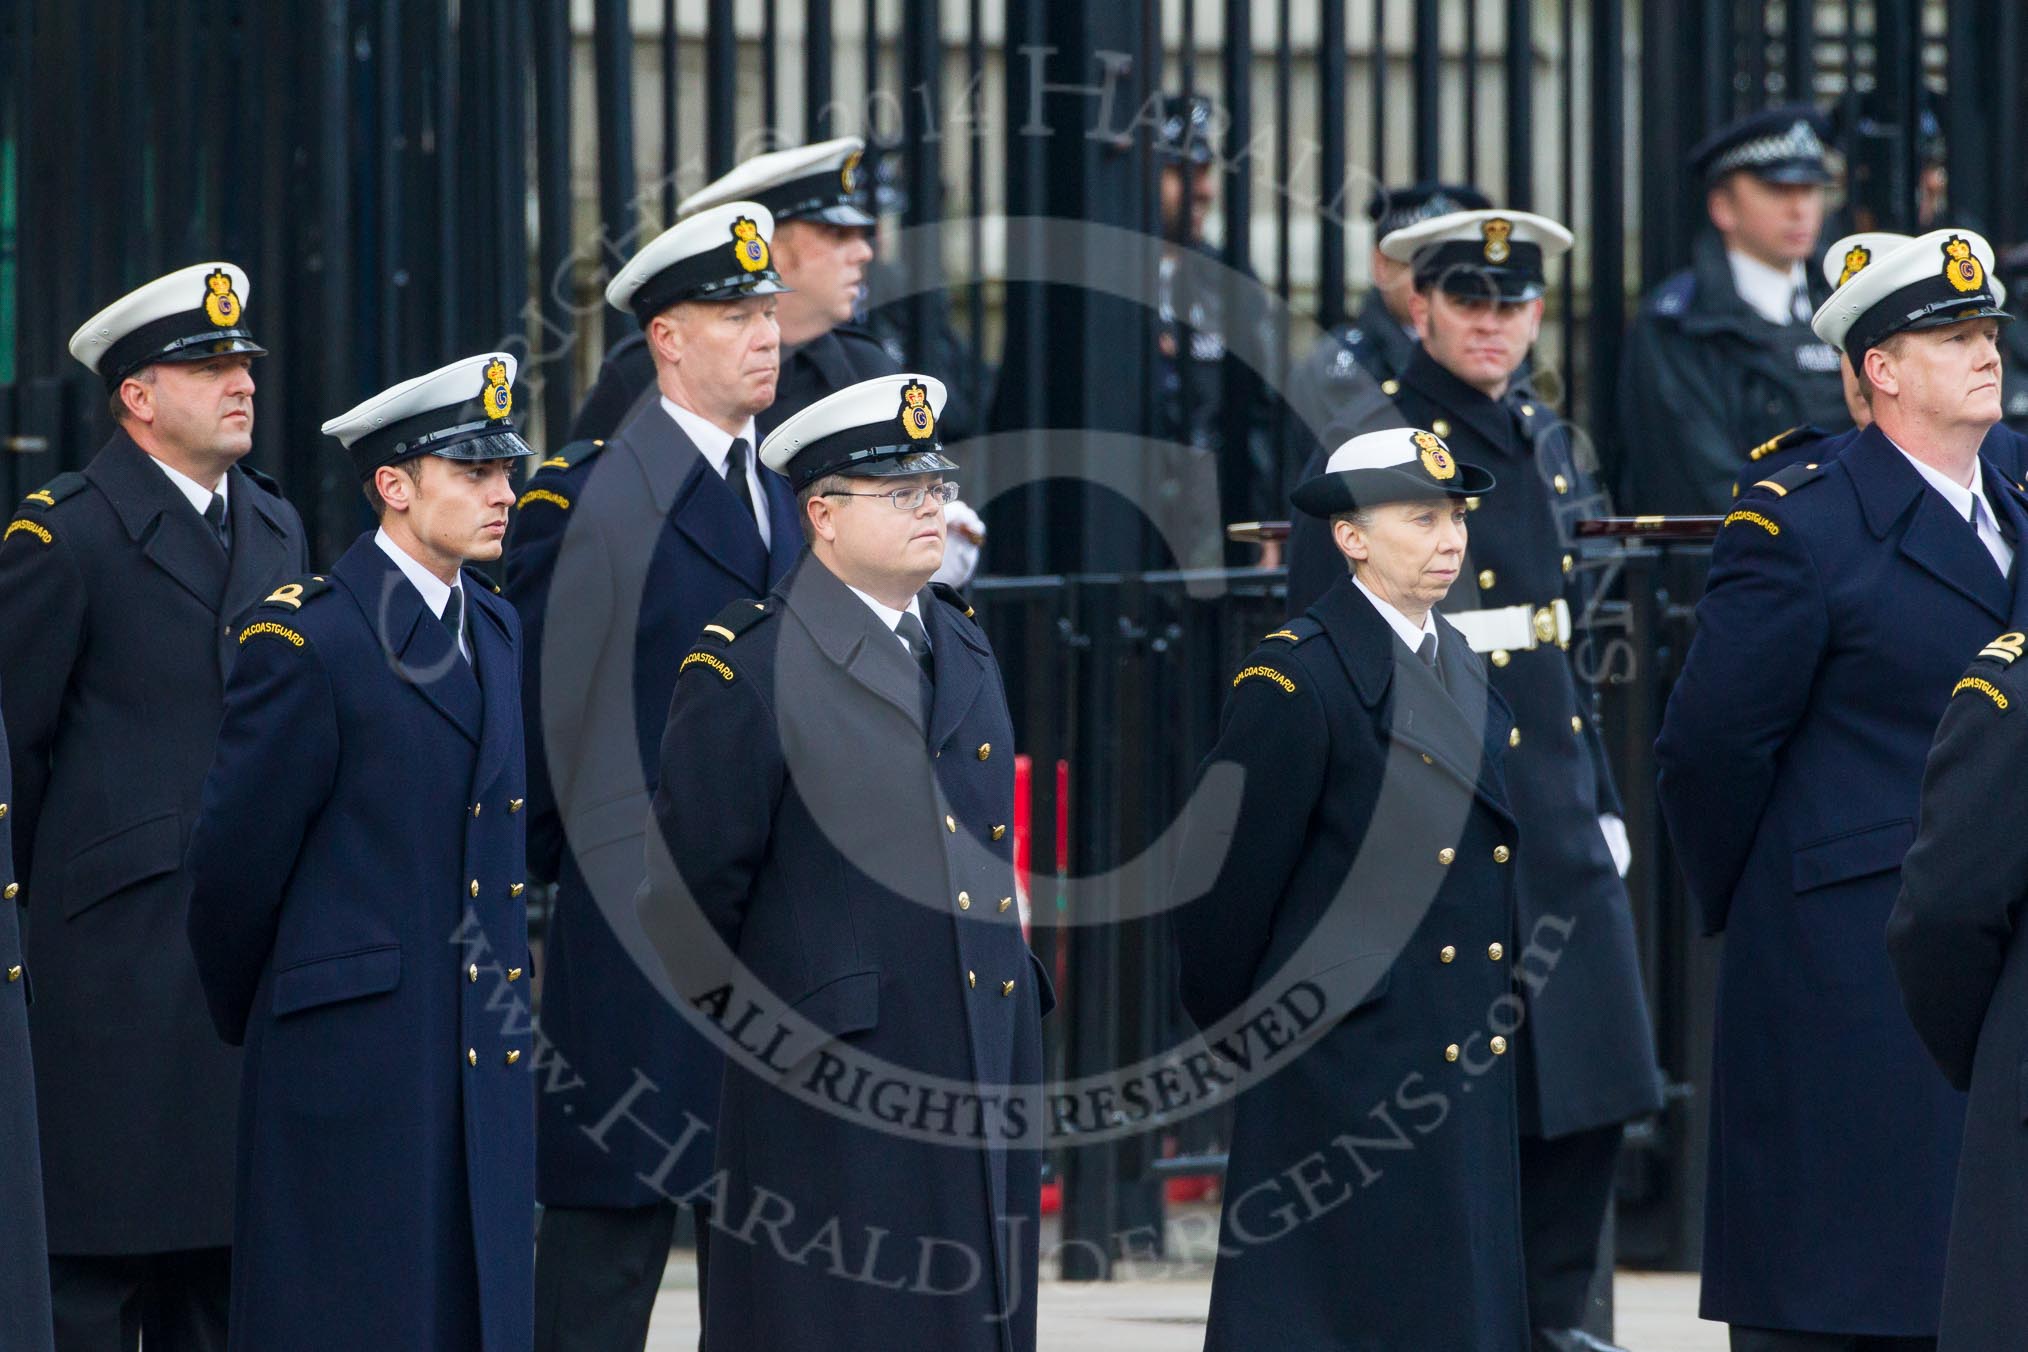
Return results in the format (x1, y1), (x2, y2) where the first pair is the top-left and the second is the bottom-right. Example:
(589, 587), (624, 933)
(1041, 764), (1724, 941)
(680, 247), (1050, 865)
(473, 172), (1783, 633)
(640, 554), (1050, 1352)
(1656, 424), (2028, 1334)
(0, 682), (55, 1351)
(0, 430), (306, 1255)
(503, 396), (802, 1207)
(1890, 635), (2028, 1352)
(186, 535), (536, 1352)
(1173, 575), (1530, 1352)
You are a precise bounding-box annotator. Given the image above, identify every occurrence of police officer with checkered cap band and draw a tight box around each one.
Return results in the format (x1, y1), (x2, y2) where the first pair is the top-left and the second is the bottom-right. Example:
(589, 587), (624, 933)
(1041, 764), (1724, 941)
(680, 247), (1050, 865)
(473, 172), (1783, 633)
(640, 373), (1050, 1352)
(1617, 104), (1852, 514)
(186, 353), (536, 1351)
(1299, 207), (1664, 1352)
(1279, 182), (1497, 492)
(1659, 227), (2028, 1348)
(502, 201), (801, 1352)
(1177, 427), (1536, 1350)
(0, 263), (308, 1347)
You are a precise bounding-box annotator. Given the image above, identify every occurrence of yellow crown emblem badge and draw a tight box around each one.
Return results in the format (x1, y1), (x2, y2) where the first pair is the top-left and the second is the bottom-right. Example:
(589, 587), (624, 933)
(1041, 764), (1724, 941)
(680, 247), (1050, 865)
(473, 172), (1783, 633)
(1413, 429), (1456, 480)
(202, 268), (241, 328)
(1943, 235), (1985, 295)
(1837, 244), (1871, 288)
(842, 149), (863, 195)
(482, 358), (513, 421)
(898, 379), (936, 442)
(1481, 218), (1513, 264)
(731, 216), (770, 275)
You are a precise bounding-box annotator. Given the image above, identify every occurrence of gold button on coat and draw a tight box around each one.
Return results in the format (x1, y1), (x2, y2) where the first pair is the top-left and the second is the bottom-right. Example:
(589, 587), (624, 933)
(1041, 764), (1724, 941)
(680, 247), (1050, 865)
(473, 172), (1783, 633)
(6, 966), (19, 983)
(471, 803), (482, 818)
(0, 803), (9, 819)
(1478, 569), (1497, 590)
(2, 883), (15, 900)
(999, 897), (1012, 913)
(1444, 1044), (1460, 1062)
(510, 883), (526, 898)
(958, 892), (971, 910)
(1521, 403), (1536, 416)
(507, 967), (523, 982)
(968, 970), (977, 988)
(977, 743), (991, 761)
(509, 798), (525, 813)
(1493, 845), (1511, 863)
(1571, 715), (1584, 733)
(1439, 945), (1456, 963)
(1554, 474), (1570, 493)
(467, 1049), (478, 1066)
(1562, 554), (1574, 575)
(1488, 943), (1505, 961)
(1508, 728), (1520, 748)
(1491, 650), (1510, 668)
(469, 879), (480, 897)
(1437, 847), (1456, 865)
(1432, 418), (1451, 436)
(468, 964), (479, 983)
(1490, 1036), (1509, 1055)
(992, 824), (1007, 841)
(1001, 980), (1016, 996)
(506, 1050), (522, 1066)
(945, 815), (956, 833)
(1381, 379), (1401, 395)
(1420, 753), (1433, 765)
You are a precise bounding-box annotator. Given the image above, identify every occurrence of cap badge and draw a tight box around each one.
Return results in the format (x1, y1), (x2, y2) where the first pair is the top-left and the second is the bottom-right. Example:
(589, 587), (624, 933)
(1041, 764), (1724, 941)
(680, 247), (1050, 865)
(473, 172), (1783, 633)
(1413, 429), (1456, 481)
(841, 148), (863, 194)
(1943, 235), (1985, 295)
(899, 379), (936, 442)
(1837, 244), (1871, 288)
(482, 358), (513, 421)
(730, 216), (771, 275)
(1482, 218), (1512, 264)
(202, 268), (241, 328)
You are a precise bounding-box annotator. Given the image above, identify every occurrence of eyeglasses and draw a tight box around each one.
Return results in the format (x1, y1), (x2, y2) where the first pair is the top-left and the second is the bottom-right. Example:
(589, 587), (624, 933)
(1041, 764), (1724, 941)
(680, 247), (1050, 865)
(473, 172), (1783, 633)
(820, 481), (961, 511)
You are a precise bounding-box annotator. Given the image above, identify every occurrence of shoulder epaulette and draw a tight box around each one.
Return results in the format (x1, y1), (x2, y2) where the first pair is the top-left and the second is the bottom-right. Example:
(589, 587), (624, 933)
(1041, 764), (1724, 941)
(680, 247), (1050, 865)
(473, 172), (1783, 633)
(1646, 270), (1696, 319)
(258, 574), (333, 612)
(698, 596), (775, 645)
(1260, 617), (1324, 646)
(463, 565), (503, 596)
(1748, 459), (1828, 498)
(929, 581), (975, 620)
(530, 439), (605, 476)
(18, 472), (87, 511)
(237, 462), (285, 497)
(1744, 424), (1827, 463)
(1954, 632), (2025, 710)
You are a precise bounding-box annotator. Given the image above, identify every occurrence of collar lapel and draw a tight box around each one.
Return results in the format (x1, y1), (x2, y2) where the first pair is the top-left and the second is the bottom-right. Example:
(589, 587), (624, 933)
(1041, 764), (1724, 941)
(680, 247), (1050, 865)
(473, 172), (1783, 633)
(216, 468), (292, 676)
(1848, 426), (2015, 622)
(1404, 348), (1515, 454)
(624, 401), (771, 592)
(922, 592), (988, 751)
(763, 469), (805, 584)
(468, 587), (518, 791)
(336, 538), (482, 744)
(782, 556), (926, 732)
(87, 433), (228, 614)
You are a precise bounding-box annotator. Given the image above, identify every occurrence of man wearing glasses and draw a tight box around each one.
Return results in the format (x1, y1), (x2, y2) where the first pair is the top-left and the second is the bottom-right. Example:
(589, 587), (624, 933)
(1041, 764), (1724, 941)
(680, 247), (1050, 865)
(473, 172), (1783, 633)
(639, 373), (1050, 1352)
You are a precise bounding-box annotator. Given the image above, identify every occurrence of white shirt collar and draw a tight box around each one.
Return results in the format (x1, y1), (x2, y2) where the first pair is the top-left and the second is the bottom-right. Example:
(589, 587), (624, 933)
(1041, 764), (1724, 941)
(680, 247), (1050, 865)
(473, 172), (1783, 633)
(1727, 249), (1810, 326)
(1887, 436), (1988, 517)
(1353, 574), (1439, 656)
(661, 397), (768, 545)
(374, 527), (469, 657)
(149, 456), (228, 516)
(846, 584), (928, 652)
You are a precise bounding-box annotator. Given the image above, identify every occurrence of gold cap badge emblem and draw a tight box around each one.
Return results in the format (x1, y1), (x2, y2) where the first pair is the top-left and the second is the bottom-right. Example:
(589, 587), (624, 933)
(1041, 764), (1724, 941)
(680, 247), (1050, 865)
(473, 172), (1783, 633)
(731, 216), (771, 275)
(1837, 244), (1871, 288)
(1943, 234), (1985, 295)
(899, 379), (936, 441)
(482, 358), (513, 421)
(1413, 429), (1456, 480)
(1481, 218), (1513, 264)
(202, 268), (240, 328)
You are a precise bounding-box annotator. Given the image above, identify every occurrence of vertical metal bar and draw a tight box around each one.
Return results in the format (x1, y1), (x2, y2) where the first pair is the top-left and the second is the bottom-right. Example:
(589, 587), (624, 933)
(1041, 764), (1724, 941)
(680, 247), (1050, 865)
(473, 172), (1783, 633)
(1505, 0), (1533, 206)
(1464, 0), (1479, 184)
(1587, 0), (1624, 438)
(1413, 0), (1440, 180)
(708, 0), (737, 177)
(1320, 0), (1347, 332)
(1744, 0), (1768, 108)
(1994, 2), (2024, 246)
(1274, 0), (1292, 301)
(864, 0), (880, 128)
(1368, 0), (1386, 182)
(1946, 0), (1994, 237)
(1783, 0), (1814, 102)
(806, 0), (835, 140)
(1220, 0), (1253, 541)
(763, 0), (780, 147)
(966, 0), (986, 419)
(500, 0), (532, 356)
(318, 0), (356, 547)
(377, 0), (404, 383)
(1874, 0), (1918, 228)
(899, 0), (942, 365)
(1558, 0), (1575, 411)
(593, 0), (637, 347)
(535, 0), (576, 449)
(1701, 0), (1734, 132)
(663, 0), (679, 223)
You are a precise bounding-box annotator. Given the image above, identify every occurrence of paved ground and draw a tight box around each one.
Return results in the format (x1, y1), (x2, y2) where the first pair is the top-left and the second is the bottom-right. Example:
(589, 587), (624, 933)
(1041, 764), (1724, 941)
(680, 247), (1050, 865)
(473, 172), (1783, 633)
(642, 1230), (1726, 1350)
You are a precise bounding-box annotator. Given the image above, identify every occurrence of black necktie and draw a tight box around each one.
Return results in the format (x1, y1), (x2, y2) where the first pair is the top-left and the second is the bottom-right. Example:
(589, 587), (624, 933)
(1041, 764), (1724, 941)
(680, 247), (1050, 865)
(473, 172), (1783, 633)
(203, 492), (230, 553)
(1417, 632), (1445, 690)
(895, 611), (935, 724)
(442, 586), (467, 663)
(725, 437), (758, 531)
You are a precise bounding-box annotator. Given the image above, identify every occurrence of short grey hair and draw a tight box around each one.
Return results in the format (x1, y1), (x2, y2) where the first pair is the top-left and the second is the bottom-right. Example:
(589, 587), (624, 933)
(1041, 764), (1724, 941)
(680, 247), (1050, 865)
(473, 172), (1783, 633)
(797, 473), (851, 543)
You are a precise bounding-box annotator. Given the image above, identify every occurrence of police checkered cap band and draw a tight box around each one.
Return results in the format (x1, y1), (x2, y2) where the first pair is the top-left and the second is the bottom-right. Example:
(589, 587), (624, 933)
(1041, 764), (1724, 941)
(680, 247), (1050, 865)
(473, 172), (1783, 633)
(605, 201), (790, 316)
(68, 261), (266, 381)
(677, 138), (873, 225)
(1705, 118), (1827, 179)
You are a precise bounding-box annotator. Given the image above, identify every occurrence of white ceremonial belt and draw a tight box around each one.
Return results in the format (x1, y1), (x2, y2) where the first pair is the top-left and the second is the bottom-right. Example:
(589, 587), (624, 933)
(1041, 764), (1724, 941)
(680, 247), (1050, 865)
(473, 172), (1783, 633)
(1444, 599), (1571, 655)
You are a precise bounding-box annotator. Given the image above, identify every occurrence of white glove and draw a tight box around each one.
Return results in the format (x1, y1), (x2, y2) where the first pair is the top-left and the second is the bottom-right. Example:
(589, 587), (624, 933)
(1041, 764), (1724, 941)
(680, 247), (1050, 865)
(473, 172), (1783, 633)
(932, 498), (986, 587)
(1599, 813), (1632, 878)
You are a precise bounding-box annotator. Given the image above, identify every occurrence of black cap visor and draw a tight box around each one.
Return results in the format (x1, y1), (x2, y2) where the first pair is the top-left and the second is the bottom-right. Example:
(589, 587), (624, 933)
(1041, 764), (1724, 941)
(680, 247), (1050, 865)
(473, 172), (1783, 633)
(1291, 461), (1498, 517)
